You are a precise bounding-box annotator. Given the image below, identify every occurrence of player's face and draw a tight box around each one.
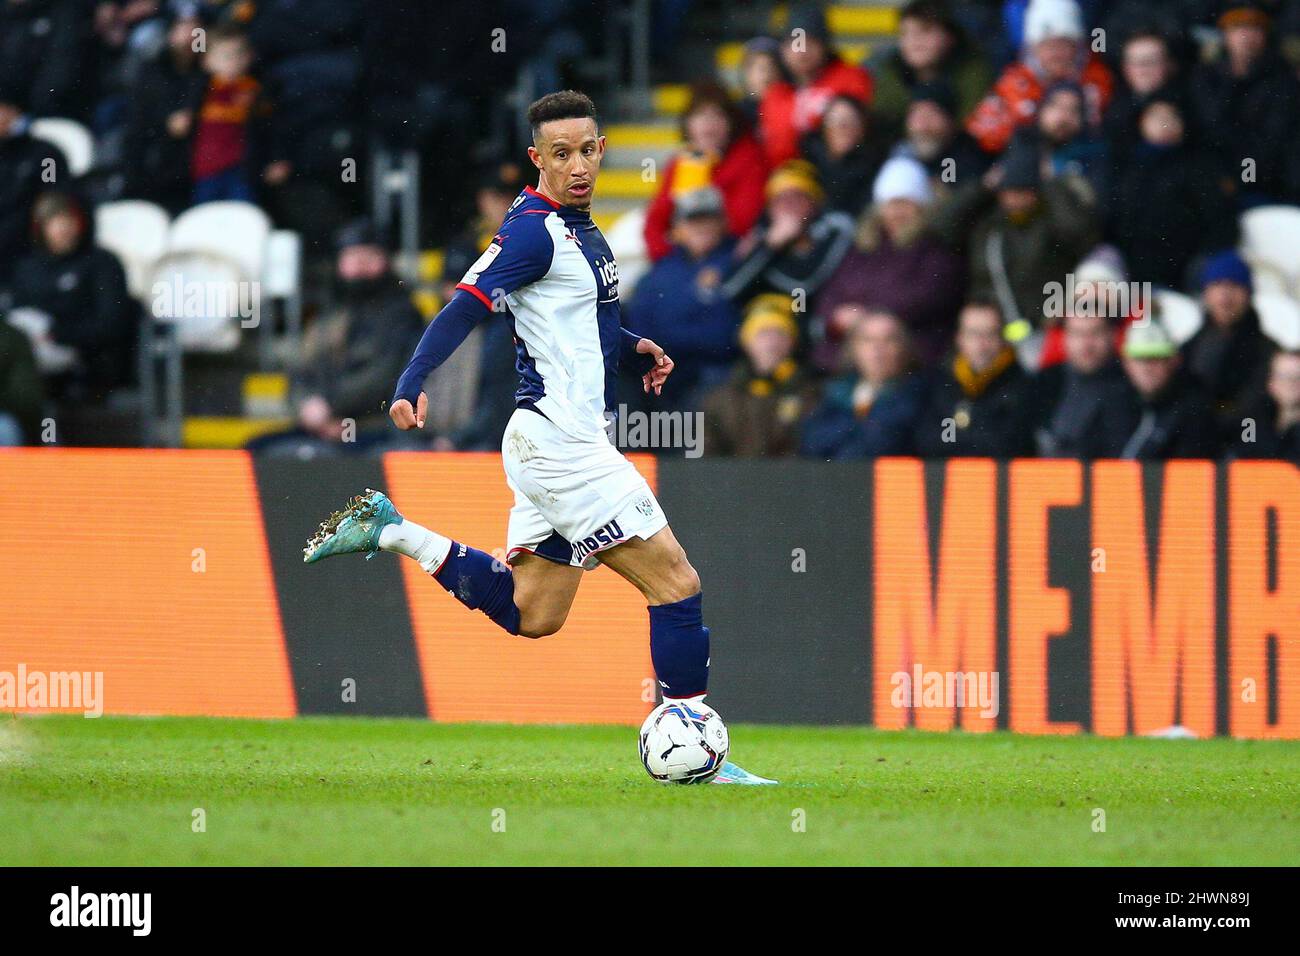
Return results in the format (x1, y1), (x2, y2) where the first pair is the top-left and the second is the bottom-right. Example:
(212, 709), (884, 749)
(529, 118), (605, 209)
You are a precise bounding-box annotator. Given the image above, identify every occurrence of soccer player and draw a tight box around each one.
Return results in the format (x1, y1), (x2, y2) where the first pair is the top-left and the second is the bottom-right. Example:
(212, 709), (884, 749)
(303, 91), (773, 785)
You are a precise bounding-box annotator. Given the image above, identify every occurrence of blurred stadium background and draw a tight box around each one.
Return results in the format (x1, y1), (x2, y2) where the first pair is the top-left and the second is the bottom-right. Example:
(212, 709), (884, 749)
(0, 0), (1296, 739)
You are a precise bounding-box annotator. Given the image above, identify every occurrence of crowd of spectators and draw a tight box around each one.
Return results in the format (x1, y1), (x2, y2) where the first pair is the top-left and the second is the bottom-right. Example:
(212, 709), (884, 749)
(622, 0), (1300, 463)
(1, 0), (1299, 464)
(0, 0), (593, 446)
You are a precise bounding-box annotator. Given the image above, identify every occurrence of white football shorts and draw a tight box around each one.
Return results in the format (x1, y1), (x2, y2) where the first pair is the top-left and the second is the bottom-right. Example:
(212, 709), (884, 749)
(501, 407), (667, 570)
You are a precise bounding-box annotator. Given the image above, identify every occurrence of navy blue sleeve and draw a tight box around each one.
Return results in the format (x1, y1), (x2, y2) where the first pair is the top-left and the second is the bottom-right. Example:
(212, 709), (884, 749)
(392, 214), (554, 405)
(620, 326), (658, 376)
(392, 291), (484, 405)
(457, 213), (554, 308)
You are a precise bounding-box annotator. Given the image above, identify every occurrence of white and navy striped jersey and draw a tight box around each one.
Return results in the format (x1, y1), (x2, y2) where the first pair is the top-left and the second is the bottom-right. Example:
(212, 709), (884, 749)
(454, 186), (626, 442)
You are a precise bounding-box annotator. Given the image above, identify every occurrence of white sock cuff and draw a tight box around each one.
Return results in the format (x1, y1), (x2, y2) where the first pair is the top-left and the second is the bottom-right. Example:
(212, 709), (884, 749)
(379, 520), (452, 574)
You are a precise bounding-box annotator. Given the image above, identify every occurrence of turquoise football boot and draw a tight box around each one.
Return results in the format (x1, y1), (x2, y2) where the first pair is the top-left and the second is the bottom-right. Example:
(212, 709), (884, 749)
(303, 489), (404, 564)
(710, 761), (778, 786)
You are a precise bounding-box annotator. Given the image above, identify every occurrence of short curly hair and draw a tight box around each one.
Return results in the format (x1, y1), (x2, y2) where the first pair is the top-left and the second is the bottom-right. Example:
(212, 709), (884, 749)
(527, 90), (597, 140)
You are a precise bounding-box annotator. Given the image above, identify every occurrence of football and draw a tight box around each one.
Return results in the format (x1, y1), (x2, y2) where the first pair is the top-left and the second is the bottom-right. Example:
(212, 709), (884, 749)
(638, 700), (730, 784)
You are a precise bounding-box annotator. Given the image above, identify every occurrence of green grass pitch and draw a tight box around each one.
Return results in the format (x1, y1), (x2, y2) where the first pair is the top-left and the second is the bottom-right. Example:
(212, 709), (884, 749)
(1, 715), (1296, 866)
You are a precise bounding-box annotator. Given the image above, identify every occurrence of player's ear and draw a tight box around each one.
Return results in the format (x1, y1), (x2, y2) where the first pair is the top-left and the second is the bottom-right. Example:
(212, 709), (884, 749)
(526, 144), (543, 171)
(597, 134), (606, 157)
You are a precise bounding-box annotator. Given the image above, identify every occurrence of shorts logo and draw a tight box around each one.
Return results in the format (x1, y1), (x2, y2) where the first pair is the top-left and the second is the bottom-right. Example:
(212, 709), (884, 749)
(635, 496), (655, 518)
(571, 519), (625, 560)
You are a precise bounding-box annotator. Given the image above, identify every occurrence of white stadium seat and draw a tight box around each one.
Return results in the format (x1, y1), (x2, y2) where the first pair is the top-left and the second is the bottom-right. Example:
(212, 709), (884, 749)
(147, 250), (248, 353)
(168, 201), (272, 283)
(30, 117), (95, 177)
(95, 200), (172, 301)
(1152, 289), (1203, 345)
(604, 207), (650, 298)
(1253, 291), (1300, 350)
(262, 229), (301, 298)
(1240, 205), (1300, 296)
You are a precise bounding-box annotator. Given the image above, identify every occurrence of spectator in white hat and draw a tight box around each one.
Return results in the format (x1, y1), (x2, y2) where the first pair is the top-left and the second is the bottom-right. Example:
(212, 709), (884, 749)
(967, 0), (1115, 153)
(814, 156), (966, 367)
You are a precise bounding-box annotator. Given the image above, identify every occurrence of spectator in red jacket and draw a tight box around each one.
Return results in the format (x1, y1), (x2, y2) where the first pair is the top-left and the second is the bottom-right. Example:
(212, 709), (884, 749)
(967, 0), (1114, 154)
(758, 3), (874, 166)
(643, 83), (768, 262)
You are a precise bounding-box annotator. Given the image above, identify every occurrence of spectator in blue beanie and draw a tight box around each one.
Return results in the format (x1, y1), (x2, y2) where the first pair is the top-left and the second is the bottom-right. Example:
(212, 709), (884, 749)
(1181, 250), (1273, 439)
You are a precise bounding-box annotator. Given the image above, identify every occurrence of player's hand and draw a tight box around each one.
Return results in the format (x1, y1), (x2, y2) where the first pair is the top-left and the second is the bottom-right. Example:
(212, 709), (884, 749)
(635, 338), (674, 396)
(389, 392), (428, 430)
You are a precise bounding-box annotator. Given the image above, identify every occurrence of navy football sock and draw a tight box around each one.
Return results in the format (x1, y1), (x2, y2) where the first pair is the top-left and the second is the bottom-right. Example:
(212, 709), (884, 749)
(433, 542), (521, 636)
(648, 592), (710, 699)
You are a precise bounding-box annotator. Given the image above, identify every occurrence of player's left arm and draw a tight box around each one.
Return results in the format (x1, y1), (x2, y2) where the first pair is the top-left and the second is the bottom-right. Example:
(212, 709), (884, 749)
(621, 328), (674, 396)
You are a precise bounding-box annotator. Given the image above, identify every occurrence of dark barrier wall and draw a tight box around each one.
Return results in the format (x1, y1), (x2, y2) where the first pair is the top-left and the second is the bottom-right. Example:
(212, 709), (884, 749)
(662, 458), (1298, 739)
(0, 451), (1295, 737)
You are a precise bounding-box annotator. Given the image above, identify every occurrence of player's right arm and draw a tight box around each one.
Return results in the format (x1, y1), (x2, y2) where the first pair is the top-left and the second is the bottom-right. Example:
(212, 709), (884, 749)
(390, 213), (554, 430)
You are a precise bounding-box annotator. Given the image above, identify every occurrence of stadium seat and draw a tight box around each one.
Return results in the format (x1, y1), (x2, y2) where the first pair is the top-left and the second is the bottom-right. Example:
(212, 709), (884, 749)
(1240, 205), (1300, 296)
(30, 117), (95, 177)
(95, 200), (172, 301)
(1152, 289), (1203, 345)
(263, 229), (304, 347)
(1253, 291), (1300, 349)
(169, 201), (272, 282)
(604, 207), (650, 297)
(146, 250), (247, 353)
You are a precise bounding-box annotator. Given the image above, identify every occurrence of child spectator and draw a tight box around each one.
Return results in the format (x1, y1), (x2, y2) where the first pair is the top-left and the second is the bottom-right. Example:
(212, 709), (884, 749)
(190, 26), (268, 204)
(738, 37), (788, 132)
